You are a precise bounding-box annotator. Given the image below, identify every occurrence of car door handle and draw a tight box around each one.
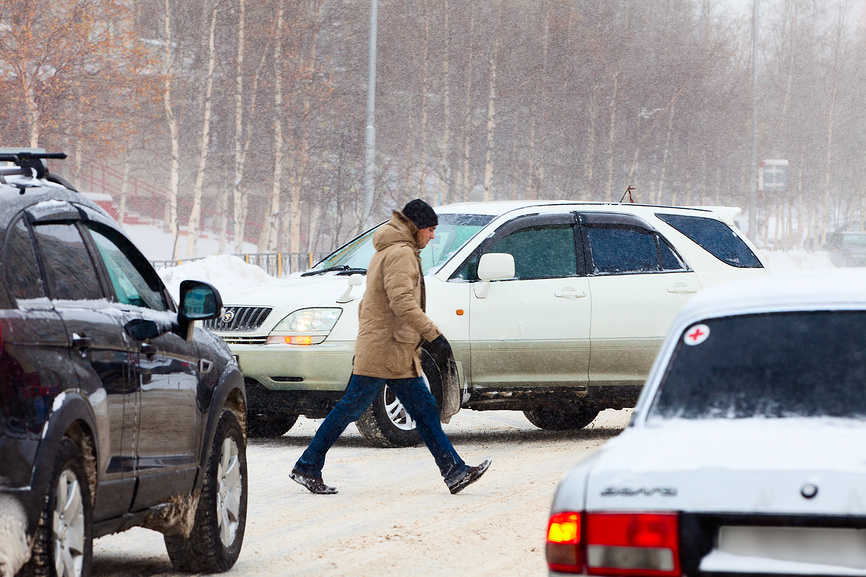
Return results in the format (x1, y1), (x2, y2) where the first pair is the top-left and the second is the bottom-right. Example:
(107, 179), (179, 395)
(667, 283), (699, 294)
(72, 333), (91, 349)
(140, 342), (157, 357)
(554, 288), (587, 299)
(199, 359), (214, 374)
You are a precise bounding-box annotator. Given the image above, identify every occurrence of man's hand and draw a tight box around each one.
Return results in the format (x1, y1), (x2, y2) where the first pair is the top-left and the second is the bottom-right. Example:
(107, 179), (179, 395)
(427, 334), (453, 362)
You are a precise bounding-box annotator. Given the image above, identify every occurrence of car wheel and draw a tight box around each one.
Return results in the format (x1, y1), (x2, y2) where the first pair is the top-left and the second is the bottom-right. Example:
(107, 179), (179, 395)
(247, 411), (299, 438)
(21, 438), (93, 577)
(524, 405), (600, 430)
(356, 382), (426, 448)
(165, 410), (247, 573)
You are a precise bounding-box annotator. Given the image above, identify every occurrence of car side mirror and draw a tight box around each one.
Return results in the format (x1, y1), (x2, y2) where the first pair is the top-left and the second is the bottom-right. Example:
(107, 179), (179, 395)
(475, 253), (515, 299)
(178, 280), (223, 340)
(337, 273), (364, 304)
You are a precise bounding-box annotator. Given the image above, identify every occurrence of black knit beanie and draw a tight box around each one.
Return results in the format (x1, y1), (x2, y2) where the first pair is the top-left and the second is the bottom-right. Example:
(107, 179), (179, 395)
(401, 198), (438, 229)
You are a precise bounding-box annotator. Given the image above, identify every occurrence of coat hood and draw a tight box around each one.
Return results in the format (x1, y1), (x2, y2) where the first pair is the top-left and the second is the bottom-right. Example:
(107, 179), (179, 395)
(373, 211), (418, 253)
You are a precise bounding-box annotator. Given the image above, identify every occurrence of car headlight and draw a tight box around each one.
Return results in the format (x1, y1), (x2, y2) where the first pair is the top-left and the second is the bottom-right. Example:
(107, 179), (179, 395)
(266, 308), (342, 345)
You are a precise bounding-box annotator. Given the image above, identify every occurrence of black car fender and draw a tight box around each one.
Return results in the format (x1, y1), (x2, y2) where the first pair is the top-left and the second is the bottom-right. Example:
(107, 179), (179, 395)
(192, 363), (245, 492)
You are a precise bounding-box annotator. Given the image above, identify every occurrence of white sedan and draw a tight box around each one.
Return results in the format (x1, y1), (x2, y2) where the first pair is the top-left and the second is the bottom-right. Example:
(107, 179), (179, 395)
(546, 269), (866, 577)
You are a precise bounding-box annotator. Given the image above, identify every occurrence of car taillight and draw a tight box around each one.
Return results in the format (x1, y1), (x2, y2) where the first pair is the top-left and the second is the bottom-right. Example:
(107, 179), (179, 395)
(585, 512), (680, 576)
(547, 511), (584, 573)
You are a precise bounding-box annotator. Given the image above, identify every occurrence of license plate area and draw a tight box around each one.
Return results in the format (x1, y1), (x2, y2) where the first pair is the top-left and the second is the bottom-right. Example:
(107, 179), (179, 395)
(704, 525), (866, 573)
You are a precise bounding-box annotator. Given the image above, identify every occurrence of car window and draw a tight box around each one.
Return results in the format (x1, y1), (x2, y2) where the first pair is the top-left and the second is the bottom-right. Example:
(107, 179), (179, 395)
(655, 213), (763, 268)
(312, 213), (493, 275)
(648, 311), (866, 421)
(86, 225), (169, 311)
(584, 224), (685, 275)
(454, 217), (578, 281)
(3, 218), (47, 301)
(31, 223), (103, 301)
(488, 224), (577, 280)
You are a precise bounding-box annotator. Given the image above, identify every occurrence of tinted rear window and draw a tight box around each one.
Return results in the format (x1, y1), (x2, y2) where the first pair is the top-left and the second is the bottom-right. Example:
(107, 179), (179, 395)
(648, 311), (866, 420)
(656, 213), (762, 268)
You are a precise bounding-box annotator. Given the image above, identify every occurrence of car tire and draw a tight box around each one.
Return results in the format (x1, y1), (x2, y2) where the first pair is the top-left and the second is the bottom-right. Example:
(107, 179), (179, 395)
(247, 411), (298, 438)
(356, 383), (423, 448)
(524, 405), (600, 430)
(165, 410), (247, 573)
(20, 438), (93, 577)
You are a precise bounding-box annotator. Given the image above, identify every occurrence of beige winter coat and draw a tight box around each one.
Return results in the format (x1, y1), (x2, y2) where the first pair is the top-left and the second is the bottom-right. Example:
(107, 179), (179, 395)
(352, 211), (441, 379)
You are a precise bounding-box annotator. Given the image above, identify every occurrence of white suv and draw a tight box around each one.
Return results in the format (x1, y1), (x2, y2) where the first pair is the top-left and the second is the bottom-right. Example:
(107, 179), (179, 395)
(210, 201), (767, 446)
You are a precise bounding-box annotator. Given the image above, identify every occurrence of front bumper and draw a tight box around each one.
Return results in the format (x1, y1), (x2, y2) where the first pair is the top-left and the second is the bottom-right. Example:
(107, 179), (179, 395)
(227, 340), (355, 392)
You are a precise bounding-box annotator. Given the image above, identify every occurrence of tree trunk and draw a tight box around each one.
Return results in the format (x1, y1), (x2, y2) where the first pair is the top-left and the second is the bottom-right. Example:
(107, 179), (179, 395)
(264, 0), (285, 253)
(232, 0), (247, 253)
(419, 0), (431, 200)
(460, 7), (475, 202)
(583, 87), (598, 200)
(186, 0), (220, 258)
(438, 0), (451, 205)
(482, 0), (502, 202)
(163, 0), (181, 258)
(118, 152), (130, 226)
(604, 73), (618, 202)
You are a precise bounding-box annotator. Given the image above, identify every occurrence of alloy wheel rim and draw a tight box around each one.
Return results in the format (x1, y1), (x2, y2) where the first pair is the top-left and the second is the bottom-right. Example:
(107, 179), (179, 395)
(217, 436), (242, 547)
(53, 469), (85, 577)
(383, 384), (419, 431)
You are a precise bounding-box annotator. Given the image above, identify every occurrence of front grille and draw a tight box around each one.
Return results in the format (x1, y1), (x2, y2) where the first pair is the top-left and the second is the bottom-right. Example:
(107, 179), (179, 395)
(204, 306), (272, 332)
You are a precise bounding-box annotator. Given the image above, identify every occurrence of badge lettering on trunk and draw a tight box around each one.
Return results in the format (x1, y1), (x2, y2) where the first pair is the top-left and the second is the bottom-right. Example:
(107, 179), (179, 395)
(601, 487), (678, 497)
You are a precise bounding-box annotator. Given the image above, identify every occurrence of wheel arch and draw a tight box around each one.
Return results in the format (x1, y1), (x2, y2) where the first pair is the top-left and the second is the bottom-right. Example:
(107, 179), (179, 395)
(27, 392), (98, 542)
(195, 365), (246, 491)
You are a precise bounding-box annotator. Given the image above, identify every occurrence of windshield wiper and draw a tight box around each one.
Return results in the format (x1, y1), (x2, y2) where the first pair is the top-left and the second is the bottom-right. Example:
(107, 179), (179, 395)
(301, 265), (367, 277)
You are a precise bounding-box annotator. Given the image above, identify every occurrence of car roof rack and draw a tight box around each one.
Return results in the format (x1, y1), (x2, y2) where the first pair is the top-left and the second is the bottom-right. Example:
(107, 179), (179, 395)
(0, 151), (78, 192)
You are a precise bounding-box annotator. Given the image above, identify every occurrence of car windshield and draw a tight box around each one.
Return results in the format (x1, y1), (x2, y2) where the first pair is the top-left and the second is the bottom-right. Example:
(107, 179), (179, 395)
(309, 213), (493, 275)
(647, 311), (866, 421)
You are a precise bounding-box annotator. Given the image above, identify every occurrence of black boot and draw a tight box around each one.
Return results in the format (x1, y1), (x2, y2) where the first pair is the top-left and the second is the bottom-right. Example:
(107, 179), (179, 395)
(445, 458), (492, 494)
(290, 468), (338, 494)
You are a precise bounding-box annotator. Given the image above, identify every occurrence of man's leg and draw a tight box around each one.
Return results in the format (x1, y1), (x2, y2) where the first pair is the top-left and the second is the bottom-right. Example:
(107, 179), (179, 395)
(294, 374), (384, 479)
(387, 377), (474, 481)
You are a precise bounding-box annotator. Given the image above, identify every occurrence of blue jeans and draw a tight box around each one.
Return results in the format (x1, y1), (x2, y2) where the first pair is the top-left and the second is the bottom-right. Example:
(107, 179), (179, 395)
(294, 374), (466, 480)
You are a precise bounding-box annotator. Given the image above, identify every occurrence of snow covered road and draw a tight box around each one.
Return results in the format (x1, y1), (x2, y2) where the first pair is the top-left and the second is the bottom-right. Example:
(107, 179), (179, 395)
(90, 409), (630, 577)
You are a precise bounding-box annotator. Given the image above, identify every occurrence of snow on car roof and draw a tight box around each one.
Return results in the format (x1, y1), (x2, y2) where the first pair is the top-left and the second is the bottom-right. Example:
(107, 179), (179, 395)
(434, 200), (730, 218)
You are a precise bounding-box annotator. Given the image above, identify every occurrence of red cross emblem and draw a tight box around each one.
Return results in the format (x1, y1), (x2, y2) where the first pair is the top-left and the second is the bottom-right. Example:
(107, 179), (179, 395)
(684, 324), (710, 346)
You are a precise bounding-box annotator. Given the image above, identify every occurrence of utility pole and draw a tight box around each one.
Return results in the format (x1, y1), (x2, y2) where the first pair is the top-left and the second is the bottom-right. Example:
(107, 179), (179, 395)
(748, 0), (759, 241)
(362, 0), (378, 229)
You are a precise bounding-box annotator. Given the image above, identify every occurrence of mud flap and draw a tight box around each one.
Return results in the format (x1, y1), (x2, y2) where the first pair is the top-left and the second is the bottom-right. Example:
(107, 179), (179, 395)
(440, 359), (462, 423)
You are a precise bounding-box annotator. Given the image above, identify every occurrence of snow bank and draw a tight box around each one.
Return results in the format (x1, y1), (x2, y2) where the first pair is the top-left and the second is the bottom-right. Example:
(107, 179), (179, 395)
(158, 254), (276, 303)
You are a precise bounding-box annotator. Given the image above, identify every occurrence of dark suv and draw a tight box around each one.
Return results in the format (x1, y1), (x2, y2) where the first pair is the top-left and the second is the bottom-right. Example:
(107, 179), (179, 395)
(0, 153), (247, 577)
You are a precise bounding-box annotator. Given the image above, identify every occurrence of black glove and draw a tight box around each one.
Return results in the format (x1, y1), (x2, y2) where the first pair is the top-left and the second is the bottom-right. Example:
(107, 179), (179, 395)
(427, 334), (453, 362)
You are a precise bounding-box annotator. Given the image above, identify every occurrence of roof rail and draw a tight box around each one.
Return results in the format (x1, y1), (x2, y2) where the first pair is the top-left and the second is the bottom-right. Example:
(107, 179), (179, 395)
(0, 151), (66, 179)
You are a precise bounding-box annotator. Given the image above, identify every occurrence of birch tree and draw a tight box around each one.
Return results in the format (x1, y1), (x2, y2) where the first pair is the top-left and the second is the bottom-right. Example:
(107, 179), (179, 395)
(185, 0), (221, 258)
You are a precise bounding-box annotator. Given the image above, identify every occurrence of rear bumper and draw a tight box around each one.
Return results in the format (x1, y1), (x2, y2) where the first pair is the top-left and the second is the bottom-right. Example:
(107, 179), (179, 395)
(0, 435), (42, 575)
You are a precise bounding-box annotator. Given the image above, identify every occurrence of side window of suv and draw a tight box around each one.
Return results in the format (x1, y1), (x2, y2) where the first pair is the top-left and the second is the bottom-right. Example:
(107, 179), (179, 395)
(581, 214), (688, 275)
(4, 218), (47, 302)
(86, 225), (169, 311)
(453, 215), (578, 281)
(488, 224), (577, 280)
(31, 223), (103, 301)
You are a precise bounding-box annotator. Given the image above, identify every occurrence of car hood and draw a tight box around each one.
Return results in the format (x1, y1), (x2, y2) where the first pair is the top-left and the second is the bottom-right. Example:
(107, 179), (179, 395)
(560, 419), (866, 516)
(221, 274), (364, 305)
(217, 274), (367, 332)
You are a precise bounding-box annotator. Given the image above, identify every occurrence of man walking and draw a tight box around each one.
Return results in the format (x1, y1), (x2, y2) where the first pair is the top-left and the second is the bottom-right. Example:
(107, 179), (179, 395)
(290, 199), (491, 495)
